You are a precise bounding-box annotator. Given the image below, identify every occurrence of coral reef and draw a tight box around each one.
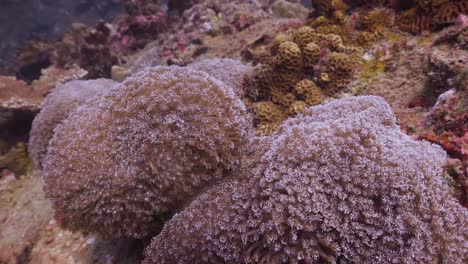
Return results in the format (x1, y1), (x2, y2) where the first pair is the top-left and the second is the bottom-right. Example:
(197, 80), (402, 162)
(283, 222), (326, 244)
(1, 0), (468, 261)
(29, 79), (117, 169)
(115, 0), (272, 78)
(109, 4), (168, 54)
(143, 96), (467, 264)
(42, 66), (250, 238)
(243, 21), (364, 135)
(188, 58), (251, 97)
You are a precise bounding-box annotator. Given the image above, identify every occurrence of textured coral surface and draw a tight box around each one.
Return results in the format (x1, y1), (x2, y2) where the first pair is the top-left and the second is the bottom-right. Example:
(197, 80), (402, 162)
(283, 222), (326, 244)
(144, 96), (467, 264)
(188, 58), (251, 97)
(29, 79), (117, 168)
(42, 66), (250, 238)
(0, 1), (467, 263)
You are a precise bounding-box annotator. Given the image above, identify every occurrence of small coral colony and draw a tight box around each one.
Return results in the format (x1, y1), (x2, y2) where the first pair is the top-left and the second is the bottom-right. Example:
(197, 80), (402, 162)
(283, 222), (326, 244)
(2, 0), (466, 263)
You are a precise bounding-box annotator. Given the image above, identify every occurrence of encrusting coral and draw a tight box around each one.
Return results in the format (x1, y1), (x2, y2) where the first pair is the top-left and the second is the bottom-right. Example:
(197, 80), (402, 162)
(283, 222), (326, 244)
(42, 66), (251, 238)
(28, 79), (117, 169)
(143, 96), (467, 264)
(187, 58), (251, 97)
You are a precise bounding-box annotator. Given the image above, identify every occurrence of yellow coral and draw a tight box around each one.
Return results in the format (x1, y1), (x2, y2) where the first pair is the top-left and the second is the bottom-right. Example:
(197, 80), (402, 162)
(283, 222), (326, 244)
(294, 79), (323, 106)
(257, 121), (282, 136)
(304, 87), (324, 106)
(294, 79), (316, 95)
(288, 100), (308, 115)
(302, 42), (321, 68)
(356, 32), (377, 47)
(252, 65), (273, 87)
(277, 41), (302, 70)
(270, 34), (290, 56)
(274, 70), (301, 91)
(292, 26), (318, 49)
(251, 101), (287, 135)
(271, 88), (296, 107)
(252, 101), (286, 123)
(323, 34), (343, 50)
(315, 25), (345, 37)
(327, 52), (354, 75)
(308, 16), (332, 28)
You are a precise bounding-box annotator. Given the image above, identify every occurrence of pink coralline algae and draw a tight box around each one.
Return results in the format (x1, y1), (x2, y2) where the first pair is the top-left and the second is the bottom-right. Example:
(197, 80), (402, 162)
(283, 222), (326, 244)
(42, 66), (251, 238)
(29, 79), (117, 169)
(144, 96), (467, 264)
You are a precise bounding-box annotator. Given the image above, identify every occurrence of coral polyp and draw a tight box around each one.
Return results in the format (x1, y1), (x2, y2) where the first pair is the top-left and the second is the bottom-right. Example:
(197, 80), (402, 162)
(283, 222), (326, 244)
(143, 96), (467, 264)
(42, 66), (250, 238)
(29, 79), (117, 168)
(1, 0), (467, 261)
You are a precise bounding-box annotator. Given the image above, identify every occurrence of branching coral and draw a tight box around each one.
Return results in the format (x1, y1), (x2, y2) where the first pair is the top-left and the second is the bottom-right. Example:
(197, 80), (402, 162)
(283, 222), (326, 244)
(143, 96), (467, 264)
(188, 58), (251, 97)
(42, 66), (250, 238)
(29, 79), (117, 169)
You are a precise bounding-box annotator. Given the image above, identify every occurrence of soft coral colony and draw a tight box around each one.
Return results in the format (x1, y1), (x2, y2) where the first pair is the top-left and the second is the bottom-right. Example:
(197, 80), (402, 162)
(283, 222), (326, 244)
(20, 1), (468, 263)
(32, 64), (467, 263)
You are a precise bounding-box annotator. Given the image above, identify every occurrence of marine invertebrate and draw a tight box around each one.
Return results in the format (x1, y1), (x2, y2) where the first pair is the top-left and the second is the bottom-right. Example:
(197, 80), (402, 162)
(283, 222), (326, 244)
(42, 66), (250, 238)
(322, 52), (356, 94)
(188, 58), (251, 97)
(294, 79), (324, 106)
(288, 100), (307, 115)
(292, 26), (317, 49)
(276, 41), (302, 71)
(143, 96), (467, 264)
(270, 34), (290, 55)
(29, 79), (117, 169)
(251, 101), (286, 136)
(302, 42), (321, 68)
